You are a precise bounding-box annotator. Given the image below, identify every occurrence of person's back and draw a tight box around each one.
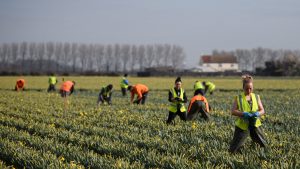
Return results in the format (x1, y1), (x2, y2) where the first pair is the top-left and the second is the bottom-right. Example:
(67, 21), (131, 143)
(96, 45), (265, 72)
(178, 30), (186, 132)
(15, 79), (25, 91)
(61, 81), (74, 92)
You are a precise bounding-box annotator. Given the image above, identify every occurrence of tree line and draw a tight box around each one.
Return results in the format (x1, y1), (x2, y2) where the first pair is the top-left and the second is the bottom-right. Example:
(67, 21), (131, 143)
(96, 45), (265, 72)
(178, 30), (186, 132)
(212, 47), (300, 75)
(0, 42), (186, 75)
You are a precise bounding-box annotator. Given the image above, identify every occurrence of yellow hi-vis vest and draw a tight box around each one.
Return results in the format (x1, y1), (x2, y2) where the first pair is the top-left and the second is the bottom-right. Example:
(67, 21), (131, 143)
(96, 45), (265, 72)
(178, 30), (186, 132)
(194, 81), (204, 91)
(102, 86), (112, 97)
(169, 88), (186, 113)
(206, 82), (215, 92)
(235, 93), (262, 130)
(120, 77), (128, 88)
(49, 76), (57, 85)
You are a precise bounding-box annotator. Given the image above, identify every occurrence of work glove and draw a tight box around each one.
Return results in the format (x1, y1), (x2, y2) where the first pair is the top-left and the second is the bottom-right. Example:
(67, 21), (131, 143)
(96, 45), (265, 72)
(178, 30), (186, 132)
(252, 111), (260, 117)
(242, 112), (252, 119)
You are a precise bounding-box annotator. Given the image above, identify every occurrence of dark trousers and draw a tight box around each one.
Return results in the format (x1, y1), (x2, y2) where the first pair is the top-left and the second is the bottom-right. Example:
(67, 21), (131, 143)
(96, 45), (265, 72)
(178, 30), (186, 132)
(229, 126), (267, 153)
(134, 92), (148, 105)
(47, 84), (56, 92)
(187, 101), (209, 121)
(166, 110), (187, 125)
(121, 87), (127, 96)
(98, 95), (112, 105)
(194, 89), (204, 96)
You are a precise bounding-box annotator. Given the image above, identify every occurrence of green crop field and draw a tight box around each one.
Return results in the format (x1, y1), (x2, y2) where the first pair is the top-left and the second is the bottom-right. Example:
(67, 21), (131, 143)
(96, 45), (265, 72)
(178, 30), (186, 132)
(0, 76), (299, 168)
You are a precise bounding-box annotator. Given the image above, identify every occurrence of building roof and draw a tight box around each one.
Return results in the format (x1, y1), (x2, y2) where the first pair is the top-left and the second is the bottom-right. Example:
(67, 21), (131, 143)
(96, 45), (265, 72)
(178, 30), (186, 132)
(202, 55), (237, 63)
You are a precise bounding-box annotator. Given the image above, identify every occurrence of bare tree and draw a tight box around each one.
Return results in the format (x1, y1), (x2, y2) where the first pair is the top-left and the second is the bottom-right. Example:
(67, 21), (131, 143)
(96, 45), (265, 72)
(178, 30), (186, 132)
(19, 42), (27, 74)
(105, 44), (113, 72)
(95, 44), (104, 72)
(86, 44), (95, 71)
(28, 42), (36, 73)
(0, 43), (9, 71)
(130, 45), (138, 72)
(114, 44), (121, 72)
(62, 42), (71, 72)
(11, 43), (19, 70)
(55, 42), (63, 73)
(121, 44), (130, 72)
(170, 45), (186, 69)
(46, 42), (54, 72)
(154, 44), (163, 67)
(145, 44), (155, 68)
(163, 44), (171, 67)
(71, 43), (78, 73)
(78, 43), (87, 73)
(138, 45), (145, 71)
(37, 43), (45, 72)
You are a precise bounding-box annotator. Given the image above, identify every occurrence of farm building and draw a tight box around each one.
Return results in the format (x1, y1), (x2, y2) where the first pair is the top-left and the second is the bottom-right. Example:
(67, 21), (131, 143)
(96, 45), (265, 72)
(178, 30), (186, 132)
(198, 55), (239, 72)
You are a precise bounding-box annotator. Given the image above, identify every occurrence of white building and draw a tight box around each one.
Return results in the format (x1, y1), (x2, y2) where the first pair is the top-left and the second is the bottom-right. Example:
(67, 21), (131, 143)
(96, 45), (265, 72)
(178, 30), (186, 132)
(200, 55), (239, 72)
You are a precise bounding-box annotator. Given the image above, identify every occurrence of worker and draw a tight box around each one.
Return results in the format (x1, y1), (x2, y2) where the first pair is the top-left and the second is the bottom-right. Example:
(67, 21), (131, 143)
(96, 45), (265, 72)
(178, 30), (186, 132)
(128, 84), (149, 104)
(15, 79), (25, 91)
(186, 93), (210, 121)
(202, 81), (216, 95)
(193, 80), (205, 96)
(120, 74), (129, 96)
(59, 80), (75, 98)
(166, 77), (188, 125)
(98, 84), (113, 105)
(47, 74), (58, 92)
(229, 74), (267, 153)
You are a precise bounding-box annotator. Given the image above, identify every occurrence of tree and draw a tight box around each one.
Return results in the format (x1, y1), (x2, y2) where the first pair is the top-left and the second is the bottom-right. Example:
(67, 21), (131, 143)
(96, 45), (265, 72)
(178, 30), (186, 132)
(46, 42), (54, 72)
(95, 44), (104, 72)
(163, 44), (171, 67)
(55, 42), (63, 73)
(130, 45), (138, 72)
(19, 42), (28, 74)
(138, 45), (145, 71)
(105, 44), (113, 72)
(62, 42), (71, 72)
(71, 43), (78, 73)
(170, 45), (185, 69)
(154, 44), (163, 67)
(121, 44), (130, 72)
(114, 44), (121, 72)
(78, 44), (87, 73)
(145, 45), (154, 68)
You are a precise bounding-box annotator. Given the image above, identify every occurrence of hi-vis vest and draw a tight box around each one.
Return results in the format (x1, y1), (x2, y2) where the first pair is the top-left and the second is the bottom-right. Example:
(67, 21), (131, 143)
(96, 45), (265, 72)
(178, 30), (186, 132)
(194, 81), (204, 91)
(169, 88), (186, 113)
(206, 82), (215, 92)
(102, 86), (112, 97)
(49, 76), (57, 85)
(120, 77), (128, 88)
(235, 93), (262, 130)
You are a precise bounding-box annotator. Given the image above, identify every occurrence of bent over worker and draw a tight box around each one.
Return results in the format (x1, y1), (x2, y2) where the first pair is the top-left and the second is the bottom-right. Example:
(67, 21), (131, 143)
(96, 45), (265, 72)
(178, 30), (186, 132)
(59, 81), (75, 98)
(15, 79), (25, 91)
(166, 77), (188, 124)
(193, 80), (205, 96)
(229, 75), (267, 153)
(128, 84), (149, 104)
(98, 84), (113, 105)
(202, 81), (216, 95)
(186, 93), (210, 121)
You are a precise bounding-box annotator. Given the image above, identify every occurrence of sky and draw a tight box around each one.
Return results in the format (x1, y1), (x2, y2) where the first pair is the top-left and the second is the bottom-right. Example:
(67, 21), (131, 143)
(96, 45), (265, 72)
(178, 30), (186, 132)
(1, 0), (300, 68)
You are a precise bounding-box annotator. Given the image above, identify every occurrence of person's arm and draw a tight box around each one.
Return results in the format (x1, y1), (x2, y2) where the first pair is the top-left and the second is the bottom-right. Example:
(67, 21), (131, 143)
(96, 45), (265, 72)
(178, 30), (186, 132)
(69, 85), (74, 95)
(256, 95), (265, 116)
(168, 90), (174, 102)
(130, 91), (134, 103)
(231, 97), (243, 117)
(183, 92), (188, 103)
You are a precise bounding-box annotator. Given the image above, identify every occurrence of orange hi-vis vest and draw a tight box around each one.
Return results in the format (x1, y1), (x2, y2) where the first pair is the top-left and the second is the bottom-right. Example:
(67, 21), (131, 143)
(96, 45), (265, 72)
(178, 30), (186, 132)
(188, 95), (209, 113)
(16, 79), (25, 88)
(60, 81), (74, 92)
(131, 84), (149, 100)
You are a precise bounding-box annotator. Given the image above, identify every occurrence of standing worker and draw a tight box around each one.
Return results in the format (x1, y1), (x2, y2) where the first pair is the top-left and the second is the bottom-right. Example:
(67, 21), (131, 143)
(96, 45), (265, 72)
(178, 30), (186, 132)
(166, 77), (188, 125)
(98, 84), (113, 105)
(193, 80), (205, 96)
(15, 79), (25, 91)
(47, 74), (58, 92)
(229, 75), (267, 153)
(120, 74), (129, 96)
(186, 93), (210, 121)
(202, 81), (216, 95)
(128, 84), (149, 104)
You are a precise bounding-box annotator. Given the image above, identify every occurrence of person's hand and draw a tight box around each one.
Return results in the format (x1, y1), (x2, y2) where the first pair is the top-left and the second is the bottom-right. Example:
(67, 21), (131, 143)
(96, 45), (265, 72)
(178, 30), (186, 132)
(175, 97), (182, 101)
(252, 111), (260, 117)
(242, 112), (252, 119)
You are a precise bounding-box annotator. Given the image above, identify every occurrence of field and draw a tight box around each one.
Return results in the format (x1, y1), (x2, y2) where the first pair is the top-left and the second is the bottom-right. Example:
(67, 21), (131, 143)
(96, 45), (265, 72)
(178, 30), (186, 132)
(0, 76), (299, 169)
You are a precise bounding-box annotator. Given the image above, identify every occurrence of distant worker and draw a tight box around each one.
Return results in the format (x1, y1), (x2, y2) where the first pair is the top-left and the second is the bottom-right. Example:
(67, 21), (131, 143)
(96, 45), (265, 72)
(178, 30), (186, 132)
(202, 81), (216, 95)
(47, 74), (58, 92)
(166, 77), (188, 125)
(59, 80), (75, 98)
(128, 84), (149, 104)
(193, 80), (205, 96)
(229, 75), (267, 153)
(186, 93), (210, 121)
(98, 84), (113, 105)
(15, 79), (25, 91)
(120, 74), (129, 96)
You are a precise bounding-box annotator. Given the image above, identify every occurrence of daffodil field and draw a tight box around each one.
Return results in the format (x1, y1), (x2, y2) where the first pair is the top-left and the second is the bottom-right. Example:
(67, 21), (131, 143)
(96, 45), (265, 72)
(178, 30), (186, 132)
(0, 76), (299, 169)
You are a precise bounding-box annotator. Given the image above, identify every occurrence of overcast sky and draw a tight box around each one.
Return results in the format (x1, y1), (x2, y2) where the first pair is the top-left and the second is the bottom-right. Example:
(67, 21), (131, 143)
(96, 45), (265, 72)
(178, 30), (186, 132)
(1, 0), (300, 67)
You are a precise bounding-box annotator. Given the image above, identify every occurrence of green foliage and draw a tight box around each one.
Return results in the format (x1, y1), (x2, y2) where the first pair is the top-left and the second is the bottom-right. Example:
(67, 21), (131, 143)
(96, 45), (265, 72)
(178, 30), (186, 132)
(0, 76), (299, 168)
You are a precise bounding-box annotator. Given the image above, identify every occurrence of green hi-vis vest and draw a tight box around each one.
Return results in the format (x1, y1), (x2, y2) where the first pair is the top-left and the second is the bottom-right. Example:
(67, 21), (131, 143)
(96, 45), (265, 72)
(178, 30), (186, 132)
(194, 81), (204, 91)
(120, 77), (128, 88)
(49, 76), (57, 85)
(169, 88), (186, 113)
(235, 93), (262, 130)
(206, 82), (215, 92)
(102, 86), (112, 97)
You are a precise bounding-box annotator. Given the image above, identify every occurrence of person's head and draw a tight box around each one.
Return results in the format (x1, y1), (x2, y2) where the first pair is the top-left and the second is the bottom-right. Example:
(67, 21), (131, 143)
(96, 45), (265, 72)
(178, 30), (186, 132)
(107, 84), (113, 91)
(127, 85), (132, 91)
(242, 74), (253, 95)
(175, 77), (182, 89)
(202, 81), (206, 85)
(72, 81), (76, 86)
